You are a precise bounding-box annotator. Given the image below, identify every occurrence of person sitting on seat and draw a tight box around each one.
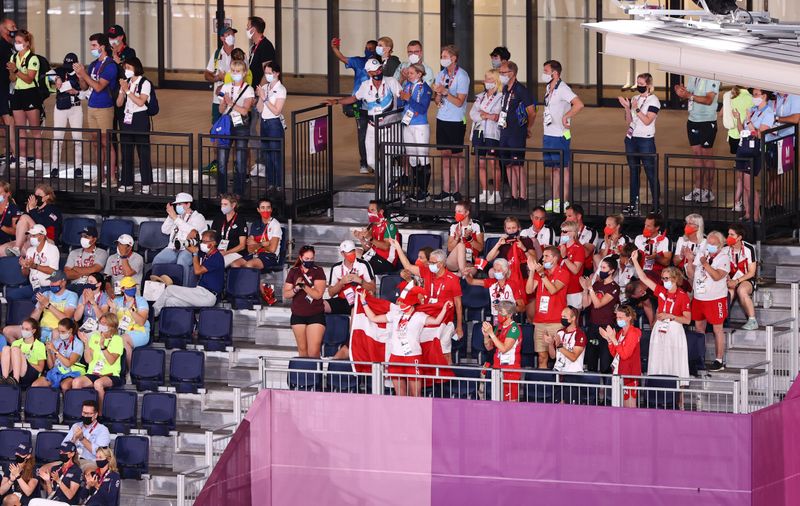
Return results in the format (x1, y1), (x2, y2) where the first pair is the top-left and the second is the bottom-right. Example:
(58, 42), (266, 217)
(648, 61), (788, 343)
(0, 441), (40, 502)
(59, 400), (110, 469)
(2, 184), (62, 257)
(231, 198), (281, 271)
(3, 270), (78, 344)
(211, 193), (249, 268)
(72, 313), (124, 411)
(74, 273), (110, 326)
(352, 200), (400, 275)
(19, 223), (60, 298)
(109, 276), (150, 370)
(33, 318), (86, 392)
(152, 230), (224, 316)
(0, 180), (22, 257)
(65, 226), (108, 294)
(325, 240), (376, 315)
(103, 233), (144, 292)
(38, 441), (82, 504)
(152, 192), (208, 287)
(82, 446), (121, 505)
(0, 317), (45, 387)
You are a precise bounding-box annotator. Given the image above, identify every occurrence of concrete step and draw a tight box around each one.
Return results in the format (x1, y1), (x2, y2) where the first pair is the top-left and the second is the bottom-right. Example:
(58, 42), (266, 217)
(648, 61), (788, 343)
(776, 264), (800, 284)
(121, 494), (177, 506)
(333, 206), (366, 223)
(334, 190), (374, 208)
(728, 304), (793, 325)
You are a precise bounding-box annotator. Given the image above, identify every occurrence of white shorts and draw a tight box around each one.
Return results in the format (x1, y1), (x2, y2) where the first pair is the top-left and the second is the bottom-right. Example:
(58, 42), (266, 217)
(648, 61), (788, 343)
(402, 124), (430, 166)
(566, 292), (583, 310)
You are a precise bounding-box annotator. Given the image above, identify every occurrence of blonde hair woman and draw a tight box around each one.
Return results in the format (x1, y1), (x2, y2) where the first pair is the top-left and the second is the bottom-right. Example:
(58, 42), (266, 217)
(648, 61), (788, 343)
(673, 213), (706, 279)
(83, 446), (121, 505)
(216, 59), (255, 196)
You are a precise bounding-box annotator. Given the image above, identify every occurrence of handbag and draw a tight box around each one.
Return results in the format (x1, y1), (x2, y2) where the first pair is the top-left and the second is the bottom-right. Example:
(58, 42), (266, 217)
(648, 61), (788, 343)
(210, 84), (250, 147)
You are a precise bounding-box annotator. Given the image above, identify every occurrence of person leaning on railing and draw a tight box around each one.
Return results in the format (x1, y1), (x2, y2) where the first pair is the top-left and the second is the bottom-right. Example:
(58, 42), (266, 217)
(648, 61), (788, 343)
(469, 68), (503, 205)
(599, 304), (641, 409)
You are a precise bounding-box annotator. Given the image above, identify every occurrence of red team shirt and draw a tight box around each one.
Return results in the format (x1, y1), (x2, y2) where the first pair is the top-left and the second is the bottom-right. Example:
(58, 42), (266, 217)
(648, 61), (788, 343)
(564, 242), (586, 294)
(532, 265), (570, 324)
(653, 285), (691, 317)
(417, 260), (462, 322)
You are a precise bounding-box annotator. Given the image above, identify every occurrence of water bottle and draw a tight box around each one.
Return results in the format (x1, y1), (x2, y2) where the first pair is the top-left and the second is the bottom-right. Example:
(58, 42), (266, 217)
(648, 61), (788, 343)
(763, 289), (773, 309)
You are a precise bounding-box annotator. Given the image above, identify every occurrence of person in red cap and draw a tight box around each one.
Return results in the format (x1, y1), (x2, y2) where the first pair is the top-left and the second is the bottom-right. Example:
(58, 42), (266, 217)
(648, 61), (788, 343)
(361, 283), (452, 397)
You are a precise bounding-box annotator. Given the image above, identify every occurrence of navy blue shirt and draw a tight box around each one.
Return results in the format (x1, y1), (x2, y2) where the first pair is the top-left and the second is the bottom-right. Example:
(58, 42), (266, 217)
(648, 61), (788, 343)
(499, 80), (535, 146)
(199, 250), (224, 294)
(52, 461), (83, 503)
(85, 470), (121, 506)
(28, 203), (62, 241)
(0, 201), (21, 243)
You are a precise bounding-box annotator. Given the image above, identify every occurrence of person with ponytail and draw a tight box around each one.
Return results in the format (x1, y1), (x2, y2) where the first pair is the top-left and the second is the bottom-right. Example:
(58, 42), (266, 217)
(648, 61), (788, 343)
(33, 317), (85, 392)
(283, 245), (326, 357)
(38, 441), (82, 503)
(0, 441), (39, 504)
(83, 447), (120, 506)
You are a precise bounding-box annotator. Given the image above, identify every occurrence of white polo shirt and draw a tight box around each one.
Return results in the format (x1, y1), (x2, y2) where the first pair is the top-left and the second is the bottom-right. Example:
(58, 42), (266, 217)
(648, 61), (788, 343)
(630, 93), (661, 138)
(206, 49), (233, 104)
(692, 246), (731, 301)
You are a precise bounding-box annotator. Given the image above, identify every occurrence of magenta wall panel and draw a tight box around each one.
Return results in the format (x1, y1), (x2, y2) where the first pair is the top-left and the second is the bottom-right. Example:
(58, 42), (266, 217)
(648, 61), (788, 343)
(752, 392), (800, 506)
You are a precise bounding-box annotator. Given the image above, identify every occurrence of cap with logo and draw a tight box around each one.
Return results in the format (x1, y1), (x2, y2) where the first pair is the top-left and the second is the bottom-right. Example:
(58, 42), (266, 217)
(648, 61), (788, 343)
(364, 58), (382, 72)
(27, 224), (47, 236)
(80, 226), (98, 238)
(59, 441), (77, 453)
(218, 26), (237, 38)
(16, 442), (31, 455)
(62, 53), (78, 68)
(106, 25), (125, 37)
(116, 234), (134, 246)
(339, 240), (356, 253)
(49, 270), (67, 282)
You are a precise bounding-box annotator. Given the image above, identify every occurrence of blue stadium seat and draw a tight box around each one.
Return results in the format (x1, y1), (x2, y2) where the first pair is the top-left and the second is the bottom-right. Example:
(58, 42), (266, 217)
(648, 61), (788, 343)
(262, 228), (287, 274)
(642, 376), (679, 410)
(34, 430), (68, 465)
(130, 348), (166, 392)
(451, 366), (483, 400)
(98, 218), (135, 249)
(197, 308), (233, 352)
(61, 217), (96, 250)
(405, 233), (442, 263)
(326, 361), (359, 393)
(520, 323), (535, 368)
(151, 264), (185, 287)
(101, 390), (138, 434)
(225, 268), (261, 309)
(0, 257), (31, 301)
(0, 384), (21, 426)
(470, 321), (494, 365)
(322, 314), (350, 358)
(482, 236), (500, 258)
(158, 307), (195, 349)
(378, 274), (403, 303)
(114, 435), (149, 480)
(137, 221), (170, 263)
(287, 358), (322, 391)
(0, 429), (31, 464)
(460, 280), (491, 323)
(23, 387), (60, 429)
(522, 370), (560, 404)
(140, 392), (177, 436)
(62, 389), (97, 426)
(169, 350), (205, 393)
(6, 298), (35, 326)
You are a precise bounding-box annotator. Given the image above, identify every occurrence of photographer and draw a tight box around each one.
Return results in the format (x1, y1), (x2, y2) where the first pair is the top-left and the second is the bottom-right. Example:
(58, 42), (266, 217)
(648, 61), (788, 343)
(152, 193), (208, 287)
(152, 230), (223, 317)
(484, 216), (537, 278)
(283, 245), (326, 358)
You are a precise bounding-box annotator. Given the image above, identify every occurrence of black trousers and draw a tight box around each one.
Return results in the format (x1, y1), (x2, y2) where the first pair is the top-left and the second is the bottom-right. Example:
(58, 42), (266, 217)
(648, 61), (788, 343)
(120, 111), (153, 186)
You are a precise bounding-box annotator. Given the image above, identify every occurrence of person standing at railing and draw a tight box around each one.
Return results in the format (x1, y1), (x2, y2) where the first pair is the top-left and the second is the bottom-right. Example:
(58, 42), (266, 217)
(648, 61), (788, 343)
(6, 29), (43, 172)
(116, 57), (153, 195)
(580, 256), (620, 374)
(51, 53), (83, 178)
(0, 18), (17, 168)
(726, 224), (759, 331)
(469, 69), (503, 205)
(674, 76), (720, 204)
(733, 88), (776, 223)
(481, 300), (523, 401)
(498, 61), (538, 208)
(722, 86), (753, 212)
(619, 72), (660, 216)
(397, 63), (433, 203)
(526, 247), (569, 369)
(600, 304), (641, 408)
(431, 45), (470, 203)
(204, 26), (236, 126)
(546, 306), (586, 374)
(216, 60), (254, 196)
(673, 213), (706, 291)
(394, 40), (435, 88)
(256, 61), (286, 191)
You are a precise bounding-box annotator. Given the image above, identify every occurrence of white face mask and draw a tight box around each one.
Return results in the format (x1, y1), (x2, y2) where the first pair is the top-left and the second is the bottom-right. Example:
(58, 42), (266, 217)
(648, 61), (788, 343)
(224, 35), (235, 46)
(246, 28), (255, 39)
(375, 46), (385, 56)
(30, 236), (40, 247)
(98, 324), (109, 333)
(408, 54), (420, 64)
(124, 69), (134, 79)
(13, 43), (23, 52)
(440, 58), (452, 68)
(265, 73), (274, 83)
(541, 72), (553, 83)
(429, 263), (440, 274)
(110, 38), (120, 47)
(752, 97), (763, 106)
(200, 243), (210, 253)
(491, 58), (501, 69)
(80, 237), (92, 249)
(485, 82), (496, 91)
(20, 329), (33, 339)
(499, 75), (510, 86)
(231, 73), (243, 83)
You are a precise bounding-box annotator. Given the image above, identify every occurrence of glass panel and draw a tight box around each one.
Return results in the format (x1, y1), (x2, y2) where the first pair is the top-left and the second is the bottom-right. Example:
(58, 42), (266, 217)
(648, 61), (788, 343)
(474, 13), (502, 74)
(124, 0), (159, 73)
(475, 0), (501, 16)
(422, 8), (440, 66)
(28, 0), (104, 65)
(164, 0), (211, 77)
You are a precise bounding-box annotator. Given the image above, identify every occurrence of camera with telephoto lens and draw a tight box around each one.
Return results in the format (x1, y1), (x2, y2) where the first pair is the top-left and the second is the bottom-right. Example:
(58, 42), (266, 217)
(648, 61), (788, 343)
(174, 237), (199, 250)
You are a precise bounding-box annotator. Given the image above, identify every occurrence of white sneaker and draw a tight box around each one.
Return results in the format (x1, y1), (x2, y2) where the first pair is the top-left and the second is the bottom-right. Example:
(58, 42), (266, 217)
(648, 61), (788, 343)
(485, 191), (502, 205)
(359, 166), (370, 174)
(732, 200), (743, 212)
(683, 188), (702, 202)
(33, 159), (43, 170)
(705, 190), (716, 202)
(558, 200), (570, 213)
(27, 169), (36, 177)
(10, 157), (25, 170)
(544, 199), (554, 212)
(474, 190), (488, 203)
(118, 186), (128, 193)
(141, 185), (150, 195)
(698, 189), (713, 203)
(249, 163), (266, 177)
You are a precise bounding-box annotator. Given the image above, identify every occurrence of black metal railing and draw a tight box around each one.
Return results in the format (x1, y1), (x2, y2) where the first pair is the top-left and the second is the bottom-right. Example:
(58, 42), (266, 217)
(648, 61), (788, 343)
(761, 123), (799, 240)
(291, 104), (333, 220)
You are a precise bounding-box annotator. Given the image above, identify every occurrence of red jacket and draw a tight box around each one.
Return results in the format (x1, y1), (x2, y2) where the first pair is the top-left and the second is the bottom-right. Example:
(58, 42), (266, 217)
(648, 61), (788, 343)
(608, 326), (642, 377)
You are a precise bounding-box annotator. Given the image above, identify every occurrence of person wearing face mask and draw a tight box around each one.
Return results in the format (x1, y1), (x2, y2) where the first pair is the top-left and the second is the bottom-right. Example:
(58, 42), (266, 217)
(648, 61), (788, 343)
(72, 313), (124, 409)
(0, 441), (39, 504)
(563, 204), (597, 272)
(216, 59), (255, 195)
(116, 56), (153, 194)
(82, 446), (120, 505)
(558, 220), (586, 311)
(325, 240), (376, 315)
(541, 60), (583, 212)
(14, 223), (58, 300)
(6, 29), (44, 172)
(480, 300), (523, 401)
(395, 63), (433, 201)
(545, 306), (586, 374)
(108, 276), (149, 371)
(152, 193), (208, 287)
(59, 400), (110, 469)
(0, 317), (44, 386)
(106, 24), (135, 65)
(485, 216), (537, 282)
(152, 230), (224, 316)
(466, 258), (525, 323)
(256, 61), (287, 189)
(633, 212), (672, 283)
(74, 33), (118, 188)
(330, 37), (378, 174)
(394, 40), (434, 87)
(469, 69), (503, 204)
(65, 226), (108, 294)
(205, 26), (237, 125)
(684, 231), (731, 372)
(3, 183), (62, 257)
(385, 237), (432, 283)
(0, 18), (17, 164)
(74, 273), (110, 326)
(431, 45), (470, 202)
(372, 36), (398, 75)
(520, 206), (557, 251)
(722, 86), (754, 213)
(210, 193), (248, 268)
(50, 53), (84, 178)
(599, 305), (641, 408)
(4, 269), (78, 344)
(282, 246), (327, 358)
(33, 318), (85, 392)
(363, 285), (452, 397)
(673, 213), (706, 286)
(231, 198), (282, 271)
(446, 201), (484, 276)
(325, 58), (402, 174)
(580, 256), (620, 373)
(733, 88), (776, 222)
(619, 73), (660, 216)
(103, 234), (144, 291)
(526, 246), (569, 368)
(352, 199), (400, 275)
(0, 180), (21, 255)
(593, 214), (629, 270)
(726, 224), (758, 331)
(245, 16), (275, 99)
(489, 46), (510, 70)
(38, 441), (82, 504)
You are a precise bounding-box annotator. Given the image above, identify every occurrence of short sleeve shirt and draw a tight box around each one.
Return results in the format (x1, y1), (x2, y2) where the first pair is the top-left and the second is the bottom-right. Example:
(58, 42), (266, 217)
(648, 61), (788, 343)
(748, 104), (776, 132)
(123, 77), (151, 115)
(329, 260), (374, 303)
(66, 247), (109, 285)
(211, 213), (249, 252)
(564, 242), (586, 294)
(285, 266), (326, 316)
(260, 81), (287, 120)
(417, 262), (461, 322)
(104, 252), (145, 287)
(11, 339), (45, 367)
(386, 306), (427, 357)
(87, 57), (119, 109)
(0, 202), (21, 244)
(53, 462), (83, 502)
(112, 295), (150, 334)
(729, 242), (757, 279)
(543, 80), (576, 137)
(435, 67), (470, 122)
(29, 204), (62, 240)
(630, 93), (661, 138)
(345, 55), (370, 96)
(78, 291), (108, 323)
(532, 265), (570, 324)
(500, 81), (535, 144)
(248, 218), (281, 255)
(370, 219), (399, 263)
(686, 77), (720, 123)
(87, 333), (124, 376)
(634, 233), (671, 274)
(653, 285), (691, 317)
(449, 220), (483, 255)
(207, 49), (233, 103)
(692, 248), (731, 301)
(220, 82), (255, 111)
(40, 290), (79, 330)
(52, 336), (85, 374)
(354, 76), (402, 117)
(11, 51), (39, 90)
(673, 236), (705, 271)
(588, 281), (620, 327)
(520, 224), (557, 248)
(26, 241), (61, 289)
(553, 328), (587, 373)
(483, 279), (519, 316)
(198, 251), (224, 294)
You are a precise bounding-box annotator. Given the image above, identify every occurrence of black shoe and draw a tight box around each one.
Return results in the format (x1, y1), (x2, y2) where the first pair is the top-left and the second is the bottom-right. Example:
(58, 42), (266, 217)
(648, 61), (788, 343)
(708, 360), (725, 372)
(452, 192), (463, 202)
(516, 198), (528, 209)
(74, 168), (83, 178)
(432, 191), (452, 202)
(407, 191), (429, 202)
(50, 169), (59, 179)
(5, 376), (17, 386)
(622, 203), (639, 216)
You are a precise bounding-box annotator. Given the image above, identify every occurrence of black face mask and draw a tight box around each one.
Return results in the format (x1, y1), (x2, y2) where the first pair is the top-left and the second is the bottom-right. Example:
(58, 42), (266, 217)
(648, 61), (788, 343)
(636, 85), (648, 94)
(372, 72), (384, 81)
(82, 415), (94, 426)
(506, 231), (520, 238)
(302, 260), (315, 269)
(598, 271), (610, 280)
(59, 453), (70, 462)
(560, 318), (570, 328)
(35, 195), (43, 207)
(15, 455), (26, 464)
(95, 459), (108, 469)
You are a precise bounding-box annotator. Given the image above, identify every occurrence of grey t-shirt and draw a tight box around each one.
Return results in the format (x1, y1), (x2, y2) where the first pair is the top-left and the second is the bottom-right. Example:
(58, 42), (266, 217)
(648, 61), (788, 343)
(66, 247), (109, 285)
(104, 251), (145, 288)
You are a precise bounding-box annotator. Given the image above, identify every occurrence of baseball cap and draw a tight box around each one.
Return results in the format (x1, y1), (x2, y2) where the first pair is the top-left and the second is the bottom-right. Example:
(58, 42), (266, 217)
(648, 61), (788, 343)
(59, 441), (76, 453)
(218, 26), (237, 38)
(62, 53), (78, 67)
(107, 24), (125, 37)
(49, 270), (67, 283)
(116, 234), (134, 246)
(80, 226), (98, 238)
(339, 240), (356, 253)
(15, 442), (31, 455)
(119, 276), (137, 289)
(364, 58), (382, 72)
(173, 192), (193, 204)
(27, 224), (47, 236)
(397, 283), (426, 307)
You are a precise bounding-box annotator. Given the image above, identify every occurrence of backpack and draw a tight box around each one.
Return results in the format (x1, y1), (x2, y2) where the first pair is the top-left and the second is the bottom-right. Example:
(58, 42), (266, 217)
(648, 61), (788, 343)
(22, 52), (54, 102)
(135, 78), (160, 116)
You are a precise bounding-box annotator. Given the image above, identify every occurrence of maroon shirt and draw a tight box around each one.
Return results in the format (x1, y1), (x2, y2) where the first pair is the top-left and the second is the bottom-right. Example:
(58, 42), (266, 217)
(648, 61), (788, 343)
(588, 280), (620, 327)
(285, 266), (326, 317)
